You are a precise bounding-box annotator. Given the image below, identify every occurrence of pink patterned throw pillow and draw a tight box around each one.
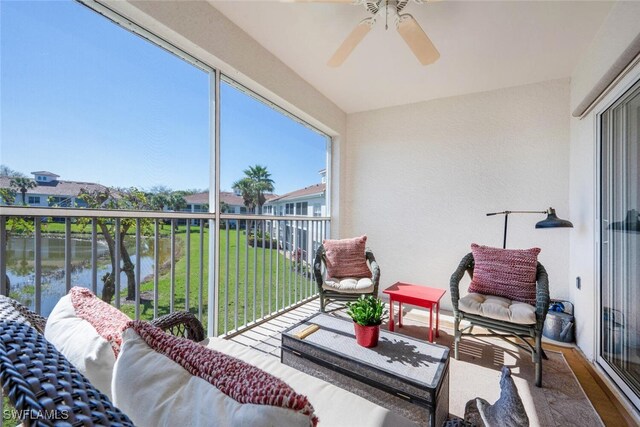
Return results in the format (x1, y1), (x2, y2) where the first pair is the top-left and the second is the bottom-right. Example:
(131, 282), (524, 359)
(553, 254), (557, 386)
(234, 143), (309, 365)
(468, 244), (541, 305)
(70, 286), (131, 356)
(322, 235), (372, 279)
(126, 321), (318, 425)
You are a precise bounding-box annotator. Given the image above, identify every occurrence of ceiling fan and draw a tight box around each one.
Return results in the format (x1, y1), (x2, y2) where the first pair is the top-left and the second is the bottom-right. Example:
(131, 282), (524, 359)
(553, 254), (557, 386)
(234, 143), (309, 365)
(325, 0), (440, 67)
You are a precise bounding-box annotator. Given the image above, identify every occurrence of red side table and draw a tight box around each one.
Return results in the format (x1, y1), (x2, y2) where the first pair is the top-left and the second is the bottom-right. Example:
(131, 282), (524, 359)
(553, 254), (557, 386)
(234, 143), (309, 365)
(383, 282), (447, 342)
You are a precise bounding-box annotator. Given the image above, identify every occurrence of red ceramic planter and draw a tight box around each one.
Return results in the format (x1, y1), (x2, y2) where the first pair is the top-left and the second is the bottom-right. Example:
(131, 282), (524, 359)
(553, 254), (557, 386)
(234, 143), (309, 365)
(353, 322), (380, 348)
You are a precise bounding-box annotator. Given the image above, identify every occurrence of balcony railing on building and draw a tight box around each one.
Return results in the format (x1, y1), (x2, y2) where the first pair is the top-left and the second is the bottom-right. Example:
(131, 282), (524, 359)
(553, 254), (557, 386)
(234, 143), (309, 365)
(0, 206), (329, 337)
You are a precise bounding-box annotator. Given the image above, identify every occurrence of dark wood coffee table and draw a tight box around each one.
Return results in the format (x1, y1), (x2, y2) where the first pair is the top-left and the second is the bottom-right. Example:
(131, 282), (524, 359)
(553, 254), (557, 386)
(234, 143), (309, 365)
(281, 313), (450, 426)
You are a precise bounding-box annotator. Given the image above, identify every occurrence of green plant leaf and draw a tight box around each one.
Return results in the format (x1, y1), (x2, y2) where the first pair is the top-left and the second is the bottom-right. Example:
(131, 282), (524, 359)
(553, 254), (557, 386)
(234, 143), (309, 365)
(346, 295), (387, 326)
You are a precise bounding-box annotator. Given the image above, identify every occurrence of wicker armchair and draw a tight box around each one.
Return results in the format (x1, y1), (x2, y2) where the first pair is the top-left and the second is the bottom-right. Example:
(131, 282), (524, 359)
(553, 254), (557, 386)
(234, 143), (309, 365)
(148, 310), (206, 342)
(0, 301), (135, 426)
(313, 244), (380, 312)
(0, 295), (205, 342)
(450, 253), (550, 387)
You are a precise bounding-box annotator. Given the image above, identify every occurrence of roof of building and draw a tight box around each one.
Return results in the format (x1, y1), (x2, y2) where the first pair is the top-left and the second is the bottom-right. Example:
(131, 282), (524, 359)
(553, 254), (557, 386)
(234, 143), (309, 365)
(220, 192), (244, 206)
(183, 191), (278, 206)
(183, 192), (209, 205)
(0, 176), (107, 197)
(266, 183), (325, 203)
(30, 171), (60, 177)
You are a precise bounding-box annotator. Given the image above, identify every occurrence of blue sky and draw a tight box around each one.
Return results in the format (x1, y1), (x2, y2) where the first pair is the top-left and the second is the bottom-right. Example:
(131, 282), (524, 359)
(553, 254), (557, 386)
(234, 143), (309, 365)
(0, 0), (327, 195)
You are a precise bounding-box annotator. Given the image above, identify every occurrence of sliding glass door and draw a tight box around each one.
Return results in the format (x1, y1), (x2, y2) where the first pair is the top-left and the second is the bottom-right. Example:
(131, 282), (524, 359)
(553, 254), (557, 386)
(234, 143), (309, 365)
(600, 78), (640, 408)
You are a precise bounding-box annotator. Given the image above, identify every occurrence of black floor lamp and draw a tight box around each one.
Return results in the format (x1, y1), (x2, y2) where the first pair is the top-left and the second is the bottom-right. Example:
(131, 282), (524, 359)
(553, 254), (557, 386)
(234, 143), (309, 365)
(486, 208), (573, 249)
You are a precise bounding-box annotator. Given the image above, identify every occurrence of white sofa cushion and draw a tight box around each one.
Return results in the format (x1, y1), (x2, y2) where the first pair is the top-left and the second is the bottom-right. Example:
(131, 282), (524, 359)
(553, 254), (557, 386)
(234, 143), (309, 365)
(44, 287), (130, 399)
(459, 293), (536, 325)
(113, 322), (317, 427)
(323, 277), (374, 294)
(204, 337), (415, 427)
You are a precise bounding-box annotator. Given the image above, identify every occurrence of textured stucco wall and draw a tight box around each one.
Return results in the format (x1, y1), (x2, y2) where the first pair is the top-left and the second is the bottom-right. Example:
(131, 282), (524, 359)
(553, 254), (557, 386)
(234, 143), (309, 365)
(344, 79), (571, 311)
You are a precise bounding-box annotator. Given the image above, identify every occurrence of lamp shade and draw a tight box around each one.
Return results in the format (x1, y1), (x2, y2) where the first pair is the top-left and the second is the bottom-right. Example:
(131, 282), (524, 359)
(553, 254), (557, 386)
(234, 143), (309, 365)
(608, 209), (640, 233)
(535, 208), (573, 229)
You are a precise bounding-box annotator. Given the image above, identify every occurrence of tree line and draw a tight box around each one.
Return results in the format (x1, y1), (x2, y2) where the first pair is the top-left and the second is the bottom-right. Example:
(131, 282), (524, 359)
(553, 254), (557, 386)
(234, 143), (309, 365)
(1, 164), (276, 305)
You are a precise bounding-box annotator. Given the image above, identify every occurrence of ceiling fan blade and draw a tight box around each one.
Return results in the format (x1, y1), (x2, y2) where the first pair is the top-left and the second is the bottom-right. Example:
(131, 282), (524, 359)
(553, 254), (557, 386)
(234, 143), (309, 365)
(210, 0), (357, 2)
(283, 0), (357, 2)
(397, 14), (440, 65)
(327, 19), (373, 67)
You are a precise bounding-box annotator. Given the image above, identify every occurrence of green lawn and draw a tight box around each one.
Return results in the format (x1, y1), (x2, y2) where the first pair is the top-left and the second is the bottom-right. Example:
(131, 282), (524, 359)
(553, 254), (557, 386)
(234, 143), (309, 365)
(2, 396), (19, 425)
(118, 227), (315, 336)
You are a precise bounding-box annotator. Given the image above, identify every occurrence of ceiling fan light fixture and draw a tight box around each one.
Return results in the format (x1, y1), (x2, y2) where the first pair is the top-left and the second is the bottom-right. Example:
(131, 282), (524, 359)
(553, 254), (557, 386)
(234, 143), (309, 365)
(326, 0), (439, 67)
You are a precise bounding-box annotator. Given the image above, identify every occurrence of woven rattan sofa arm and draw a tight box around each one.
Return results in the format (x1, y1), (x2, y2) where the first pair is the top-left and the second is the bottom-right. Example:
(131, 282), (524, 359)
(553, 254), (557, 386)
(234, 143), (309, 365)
(534, 262), (550, 331)
(0, 295), (47, 334)
(150, 311), (205, 342)
(313, 245), (325, 291)
(0, 320), (135, 426)
(450, 253), (474, 315)
(366, 248), (380, 295)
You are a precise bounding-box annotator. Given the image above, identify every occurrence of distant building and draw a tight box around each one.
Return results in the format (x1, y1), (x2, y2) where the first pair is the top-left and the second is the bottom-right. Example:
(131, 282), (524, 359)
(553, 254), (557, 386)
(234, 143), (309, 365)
(263, 183), (326, 217)
(184, 191), (248, 215)
(263, 182), (327, 259)
(183, 191), (278, 227)
(0, 171), (107, 207)
(263, 169), (328, 259)
(263, 169), (327, 217)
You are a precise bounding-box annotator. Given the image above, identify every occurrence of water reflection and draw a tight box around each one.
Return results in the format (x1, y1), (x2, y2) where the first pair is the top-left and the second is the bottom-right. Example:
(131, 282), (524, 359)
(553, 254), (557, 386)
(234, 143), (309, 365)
(5, 235), (170, 316)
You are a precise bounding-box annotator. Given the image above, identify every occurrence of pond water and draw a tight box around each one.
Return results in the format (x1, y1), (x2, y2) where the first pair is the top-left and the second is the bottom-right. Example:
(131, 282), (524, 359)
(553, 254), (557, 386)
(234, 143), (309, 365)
(5, 234), (169, 316)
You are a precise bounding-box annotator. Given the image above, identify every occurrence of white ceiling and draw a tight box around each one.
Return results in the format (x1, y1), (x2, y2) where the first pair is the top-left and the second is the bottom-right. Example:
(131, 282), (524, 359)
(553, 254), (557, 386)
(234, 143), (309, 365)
(211, 1), (614, 114)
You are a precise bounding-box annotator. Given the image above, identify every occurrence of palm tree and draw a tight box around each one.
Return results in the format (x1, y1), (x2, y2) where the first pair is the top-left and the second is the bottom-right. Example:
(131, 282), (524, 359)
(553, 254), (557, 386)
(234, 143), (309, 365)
(149, 192), (170, 211)
(167, 193), (187, 212)
(232, 177), (257, 213)
(9, 177), (37, 205)
(233, 165), (275, 214)
(246, 165), (275, 214)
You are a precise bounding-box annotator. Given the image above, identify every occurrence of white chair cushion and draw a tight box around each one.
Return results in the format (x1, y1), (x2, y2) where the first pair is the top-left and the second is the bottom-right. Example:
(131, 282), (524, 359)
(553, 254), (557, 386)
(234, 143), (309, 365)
(45, 294), (116, 399)
(459, 293), (536, 325)
(323, 277), (374, 294)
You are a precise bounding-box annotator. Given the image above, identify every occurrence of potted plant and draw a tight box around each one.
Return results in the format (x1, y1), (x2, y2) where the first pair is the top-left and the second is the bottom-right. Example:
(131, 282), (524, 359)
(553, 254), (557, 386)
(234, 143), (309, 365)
(346, 296), (387, 348)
